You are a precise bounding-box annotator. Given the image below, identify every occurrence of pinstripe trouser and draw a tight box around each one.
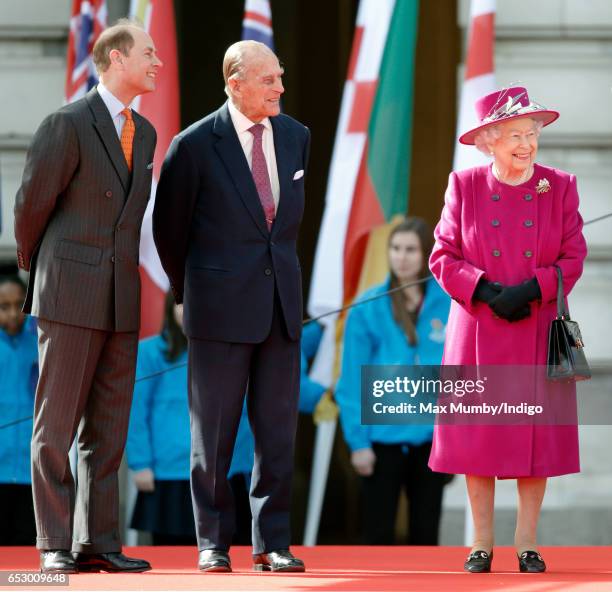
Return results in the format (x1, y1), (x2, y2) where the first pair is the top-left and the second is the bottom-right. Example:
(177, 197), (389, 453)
(31, 319), (138, 553)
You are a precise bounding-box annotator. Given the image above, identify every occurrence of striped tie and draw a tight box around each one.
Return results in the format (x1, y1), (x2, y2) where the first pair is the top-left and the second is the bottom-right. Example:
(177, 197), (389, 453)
(120, 108), (135, 172)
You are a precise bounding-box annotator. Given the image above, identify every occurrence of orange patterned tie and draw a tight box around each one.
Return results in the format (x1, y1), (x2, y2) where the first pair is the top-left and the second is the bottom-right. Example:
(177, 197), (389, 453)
(120, 108), (135, 172)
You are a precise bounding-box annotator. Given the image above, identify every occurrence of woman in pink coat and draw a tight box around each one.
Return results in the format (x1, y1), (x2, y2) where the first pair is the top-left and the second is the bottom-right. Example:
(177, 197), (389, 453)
(429, 87), (587, 574)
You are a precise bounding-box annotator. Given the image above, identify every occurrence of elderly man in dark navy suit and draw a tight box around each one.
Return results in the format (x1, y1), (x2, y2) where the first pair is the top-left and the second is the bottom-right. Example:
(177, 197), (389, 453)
(153, 41), (309, 573)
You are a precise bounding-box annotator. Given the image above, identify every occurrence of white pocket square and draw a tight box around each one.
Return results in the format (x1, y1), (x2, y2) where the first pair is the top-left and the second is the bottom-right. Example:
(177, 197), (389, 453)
(146, 162), (154, 170)
(293, 170), (304, 181)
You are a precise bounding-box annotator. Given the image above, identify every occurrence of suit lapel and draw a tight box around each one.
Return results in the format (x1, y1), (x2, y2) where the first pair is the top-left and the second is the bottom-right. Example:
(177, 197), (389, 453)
(87, 87), (131, 192)
(213, 103), (269, 238)
(270, 116), (293, 236)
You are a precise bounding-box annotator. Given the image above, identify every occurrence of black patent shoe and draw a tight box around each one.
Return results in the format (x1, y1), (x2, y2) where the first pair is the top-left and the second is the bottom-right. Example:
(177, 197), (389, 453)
(198, 550), (232, 572)
(464, 549), (493, 573)
(518, 550), (546, 573)
(40, 550), (78, 574)
(73, 552), (151, 573)
(253, 549), (305, 572)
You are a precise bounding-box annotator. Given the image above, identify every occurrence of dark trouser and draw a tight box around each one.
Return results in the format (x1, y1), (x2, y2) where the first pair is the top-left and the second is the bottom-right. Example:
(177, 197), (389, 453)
(229, 473), (252, 546)
(188, 300), (300, 554)
(362, 442), (447, 545)
(32, 319), (138, 553)
(0, 484), (37, 545)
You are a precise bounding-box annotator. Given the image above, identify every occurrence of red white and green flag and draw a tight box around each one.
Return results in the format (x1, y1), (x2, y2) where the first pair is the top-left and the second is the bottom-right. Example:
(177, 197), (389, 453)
(307, 0), (420, 383)
(129, 0), (181, 338)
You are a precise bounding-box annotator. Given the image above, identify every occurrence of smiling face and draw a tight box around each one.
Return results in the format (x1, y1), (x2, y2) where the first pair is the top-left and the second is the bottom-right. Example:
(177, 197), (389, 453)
(229, 50), (284, 122)
(118, 27), (162, 96)
(388, 231), (424, 284)
(490, 117), (539, 178)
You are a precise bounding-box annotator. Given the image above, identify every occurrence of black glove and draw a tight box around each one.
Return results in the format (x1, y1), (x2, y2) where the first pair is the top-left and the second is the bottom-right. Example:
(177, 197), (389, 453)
(506, 305), (532, 323)
(488, 278), (541, 320)
(473, 279), (503, 304)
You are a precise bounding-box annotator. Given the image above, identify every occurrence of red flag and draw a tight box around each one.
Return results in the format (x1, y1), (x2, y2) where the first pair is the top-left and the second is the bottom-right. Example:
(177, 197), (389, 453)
(130, 0), (181, 337)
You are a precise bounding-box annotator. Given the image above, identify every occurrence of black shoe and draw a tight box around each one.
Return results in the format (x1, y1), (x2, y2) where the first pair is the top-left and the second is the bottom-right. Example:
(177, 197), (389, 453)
(518, 550), (546, 573)
(464, 549), (493, 573)
(40, 550), (78, 574)
(73, 552), (151, 573)
(253, 549), (305, 572)
(198, 550), (232, 573)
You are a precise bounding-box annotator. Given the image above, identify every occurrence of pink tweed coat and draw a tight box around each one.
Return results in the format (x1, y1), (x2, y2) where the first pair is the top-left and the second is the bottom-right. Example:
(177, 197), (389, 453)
(428, 163), (587, 477)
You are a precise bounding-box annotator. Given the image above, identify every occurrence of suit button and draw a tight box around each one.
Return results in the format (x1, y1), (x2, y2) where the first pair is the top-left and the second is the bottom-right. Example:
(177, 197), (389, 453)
(264, 268), (272, 276)
(111, 256), (116, 263)
(116, 224), (122, 231)
(491, 194), (500, 201)
(524, 194), (533, 201)
(492, 249), (501, 257)
(491, 219), (500, 227)
(524, 219), (534, 227)
(105, 190), (113, 198)
(524, 250), (533, 258)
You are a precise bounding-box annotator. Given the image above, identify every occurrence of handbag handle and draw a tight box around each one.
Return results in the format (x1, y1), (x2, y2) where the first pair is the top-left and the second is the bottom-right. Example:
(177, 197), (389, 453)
(555, 265), (570, 320)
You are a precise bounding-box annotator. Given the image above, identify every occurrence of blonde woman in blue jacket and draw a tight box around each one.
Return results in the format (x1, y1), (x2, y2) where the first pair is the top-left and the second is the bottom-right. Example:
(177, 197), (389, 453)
(336, 217), (451, 545)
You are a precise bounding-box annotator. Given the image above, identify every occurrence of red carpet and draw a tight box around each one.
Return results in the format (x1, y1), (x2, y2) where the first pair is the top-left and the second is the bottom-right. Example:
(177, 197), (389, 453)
(1, 546), (611, 591)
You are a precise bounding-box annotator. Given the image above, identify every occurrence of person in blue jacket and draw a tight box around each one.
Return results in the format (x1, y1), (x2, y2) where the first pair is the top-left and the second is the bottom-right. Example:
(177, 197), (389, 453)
(126, 292), (254, 545)
(299, 321), (327, 414)
(0, 275), (38, 545)
(335, 217), (451, 545)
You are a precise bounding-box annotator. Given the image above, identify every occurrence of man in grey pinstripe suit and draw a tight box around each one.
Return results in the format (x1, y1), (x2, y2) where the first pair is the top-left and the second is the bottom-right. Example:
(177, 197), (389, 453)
(14, 21), (161, 574)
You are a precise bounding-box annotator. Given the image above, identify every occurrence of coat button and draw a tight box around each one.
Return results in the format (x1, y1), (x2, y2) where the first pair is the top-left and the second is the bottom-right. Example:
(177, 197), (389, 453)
(491, 194), (500, 201)
(111, 256), (116, 263)
(264, 268), (272, 276)
(524, 250), (533, 258)
(492, 249), (501, 257)
(524, 194), (533, 201)
(116, 224), (122, 231)
(524, 219), (534, 227)
(491, 219), (500, 227)
(105, 190), (113, 198)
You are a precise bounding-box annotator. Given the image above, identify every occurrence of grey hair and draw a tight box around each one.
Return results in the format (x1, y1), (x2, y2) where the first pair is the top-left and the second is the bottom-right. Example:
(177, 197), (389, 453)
(222, 40), (276, 98)
(474, 118), (544, 157)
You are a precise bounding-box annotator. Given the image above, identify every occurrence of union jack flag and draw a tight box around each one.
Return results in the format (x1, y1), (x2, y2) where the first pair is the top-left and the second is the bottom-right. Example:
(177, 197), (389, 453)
(242, 0), (274, 50)
(65, 0), (107, 104)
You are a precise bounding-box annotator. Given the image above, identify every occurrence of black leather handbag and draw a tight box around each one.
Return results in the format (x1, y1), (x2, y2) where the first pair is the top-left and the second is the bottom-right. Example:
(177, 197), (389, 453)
(547, 266), (591, 381)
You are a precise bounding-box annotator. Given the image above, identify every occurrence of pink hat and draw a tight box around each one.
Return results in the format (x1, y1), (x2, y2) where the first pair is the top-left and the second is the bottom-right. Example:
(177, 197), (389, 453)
(459, 86), (559, 145)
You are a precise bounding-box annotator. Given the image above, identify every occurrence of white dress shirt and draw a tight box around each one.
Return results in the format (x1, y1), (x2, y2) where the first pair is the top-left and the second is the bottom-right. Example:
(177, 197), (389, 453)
(227, 99), (280, 210)
(97, 82), (132, 139)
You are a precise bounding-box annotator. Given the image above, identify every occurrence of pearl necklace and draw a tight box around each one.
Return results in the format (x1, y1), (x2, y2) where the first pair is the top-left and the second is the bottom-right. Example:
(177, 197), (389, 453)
(492, 162), (533, 186)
